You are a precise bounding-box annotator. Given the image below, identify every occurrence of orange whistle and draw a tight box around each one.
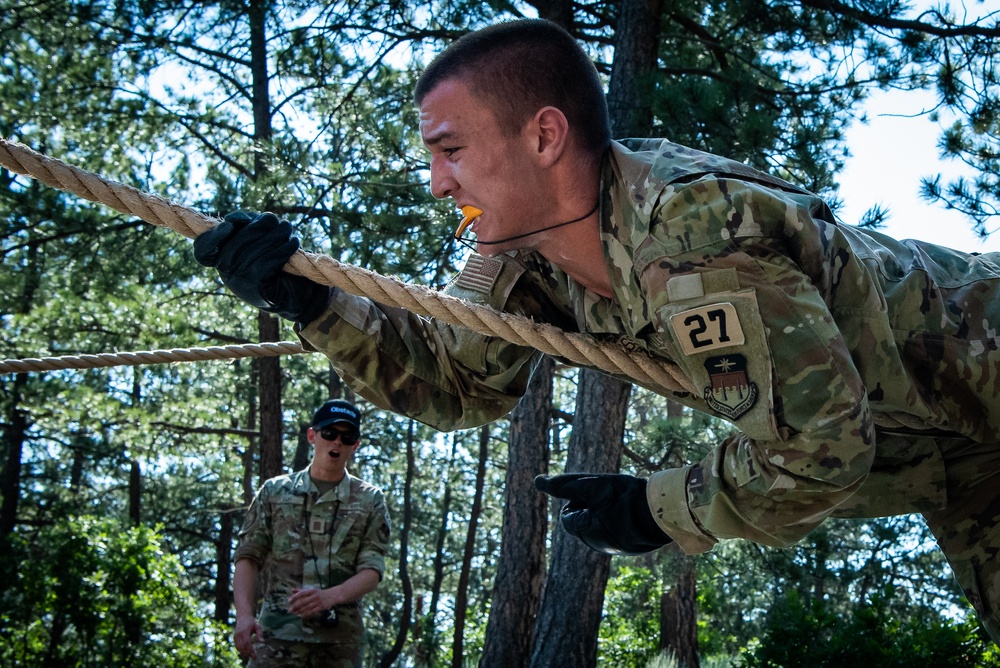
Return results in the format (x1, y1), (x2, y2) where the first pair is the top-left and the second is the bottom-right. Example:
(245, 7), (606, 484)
(455, 206), (483, 239)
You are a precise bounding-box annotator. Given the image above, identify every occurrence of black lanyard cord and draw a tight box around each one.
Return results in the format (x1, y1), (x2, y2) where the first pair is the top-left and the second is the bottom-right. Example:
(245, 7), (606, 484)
(453, 200), (599, 253)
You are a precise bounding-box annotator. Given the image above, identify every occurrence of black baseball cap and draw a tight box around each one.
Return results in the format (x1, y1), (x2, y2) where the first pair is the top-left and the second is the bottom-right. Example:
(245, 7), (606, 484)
(312, 399), (361, 431)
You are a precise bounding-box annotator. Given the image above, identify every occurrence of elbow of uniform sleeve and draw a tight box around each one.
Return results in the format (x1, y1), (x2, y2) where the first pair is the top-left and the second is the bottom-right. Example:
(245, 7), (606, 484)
(777, 400), (877, 493)
(647, 404), (876, 553)
(295, 289), (535, 431)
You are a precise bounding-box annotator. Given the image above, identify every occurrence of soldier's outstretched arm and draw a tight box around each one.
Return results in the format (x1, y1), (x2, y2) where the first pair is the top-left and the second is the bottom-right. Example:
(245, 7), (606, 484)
(194, 212), (540, 431)
(295, 285), (539, 431)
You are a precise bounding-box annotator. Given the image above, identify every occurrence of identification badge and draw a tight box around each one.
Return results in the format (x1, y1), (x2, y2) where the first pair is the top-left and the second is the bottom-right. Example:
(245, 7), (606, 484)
(669, 303), (745, 356)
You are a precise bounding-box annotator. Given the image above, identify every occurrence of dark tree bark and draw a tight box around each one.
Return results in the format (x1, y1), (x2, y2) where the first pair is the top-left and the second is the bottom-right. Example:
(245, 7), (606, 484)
(1, 242), (38, 541)
(242, 388), (257, 506)
(292, 423), (310, 471)
(607, 0), (665, 137)
(420, 436), (459, 666)
(248, 0), (283, 483)
(256, 312), (283, 481)
(660, 404), (700, 666)
(380, 419), (416, 667)
(451, 426), (489, 668)
(531, 371), (631, 668)
(0, 373), (27, 539)
(661, 546), (698, 668)
(481, 355), (555, 668)
(248, 0), (272, 175)
(128, 459), (141, 527)
(69, 443), (84, 495)
(214, 509), (234, 623)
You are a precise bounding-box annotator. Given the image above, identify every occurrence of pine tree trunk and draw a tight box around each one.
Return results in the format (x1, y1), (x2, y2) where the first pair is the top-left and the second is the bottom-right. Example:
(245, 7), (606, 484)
(661, 547), (699, 668)
(257, 312), (283, 480)
(380, 420), (416, 667)
(215, 510), (234, 623)
(451, 426), (489, 668)
(0, 373), (27, 538)
(481, 355), (555, 668)
(292, 423), (310, 471)
(661, 403), (700, 664)
(128, 459), (141, 527)
(607, 0), (665, 136)
(421, 436), (458, 666)
(247, 0), (282, 482)
(531, 370), (631, 668)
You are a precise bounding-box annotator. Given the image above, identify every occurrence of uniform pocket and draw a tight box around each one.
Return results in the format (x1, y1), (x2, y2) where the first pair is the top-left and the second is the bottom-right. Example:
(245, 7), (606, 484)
(653, 286), (779, 442)
(271, 500), (305, 557)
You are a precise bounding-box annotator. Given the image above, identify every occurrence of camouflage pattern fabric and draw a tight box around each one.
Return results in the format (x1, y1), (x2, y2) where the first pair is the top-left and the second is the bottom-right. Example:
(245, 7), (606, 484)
(297, 138), (1000, 640)
(235, 469), (391, 645)
(248, 632), (363, 668)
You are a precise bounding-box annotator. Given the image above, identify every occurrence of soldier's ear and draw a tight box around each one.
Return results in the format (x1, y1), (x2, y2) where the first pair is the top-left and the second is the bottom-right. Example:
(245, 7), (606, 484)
(531, 106), (568, 168)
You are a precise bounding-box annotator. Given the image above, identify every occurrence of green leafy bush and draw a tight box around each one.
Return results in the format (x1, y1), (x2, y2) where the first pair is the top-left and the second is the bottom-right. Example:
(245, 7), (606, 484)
(739, 590), (999, 668)
(0, 516), (239, 667)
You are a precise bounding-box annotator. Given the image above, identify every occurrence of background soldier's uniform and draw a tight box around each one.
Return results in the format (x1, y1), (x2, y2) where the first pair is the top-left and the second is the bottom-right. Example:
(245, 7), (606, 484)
(235, 469), (391, 667)
(297, 138), (1000, 641)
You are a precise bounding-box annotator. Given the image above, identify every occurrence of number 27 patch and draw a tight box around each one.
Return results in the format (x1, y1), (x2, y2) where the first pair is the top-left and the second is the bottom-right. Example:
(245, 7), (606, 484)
(669, 303), (745, 356)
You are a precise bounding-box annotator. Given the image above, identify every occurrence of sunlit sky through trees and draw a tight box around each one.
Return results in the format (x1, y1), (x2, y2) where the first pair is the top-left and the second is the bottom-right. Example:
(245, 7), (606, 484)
(839, 86), (998, 251)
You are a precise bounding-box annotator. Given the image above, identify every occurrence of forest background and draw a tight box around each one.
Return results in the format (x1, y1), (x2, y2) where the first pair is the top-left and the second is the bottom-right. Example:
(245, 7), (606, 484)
(2, 0), (1000, 666)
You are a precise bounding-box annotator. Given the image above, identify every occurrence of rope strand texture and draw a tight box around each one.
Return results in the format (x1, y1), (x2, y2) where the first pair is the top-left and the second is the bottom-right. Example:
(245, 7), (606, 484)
(0, 137), (695, 394)
(0, 342), (307, 374)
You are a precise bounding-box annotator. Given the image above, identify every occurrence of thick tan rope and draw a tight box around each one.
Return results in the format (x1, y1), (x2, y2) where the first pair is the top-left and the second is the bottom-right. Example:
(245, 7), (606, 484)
(0, 137), (696, 394)
(0, 342), (306, 374)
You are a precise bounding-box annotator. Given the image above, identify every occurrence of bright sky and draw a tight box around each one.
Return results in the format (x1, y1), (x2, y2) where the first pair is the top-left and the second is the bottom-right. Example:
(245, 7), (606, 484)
(837, 86), (998, 254)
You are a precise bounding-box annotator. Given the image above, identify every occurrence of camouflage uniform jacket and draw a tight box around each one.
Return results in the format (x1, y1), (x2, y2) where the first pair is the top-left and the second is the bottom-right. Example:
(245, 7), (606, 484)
(234, 469), (390, 642)
(298, 138), (1000, 555)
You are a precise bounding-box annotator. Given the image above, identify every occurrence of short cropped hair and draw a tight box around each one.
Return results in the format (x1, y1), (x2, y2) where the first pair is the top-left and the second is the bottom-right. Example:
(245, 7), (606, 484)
(414, 19), (612, 160)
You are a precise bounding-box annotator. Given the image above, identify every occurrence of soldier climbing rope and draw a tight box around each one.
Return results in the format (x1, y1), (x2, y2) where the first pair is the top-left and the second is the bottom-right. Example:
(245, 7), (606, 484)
(0, 137), (693, 395)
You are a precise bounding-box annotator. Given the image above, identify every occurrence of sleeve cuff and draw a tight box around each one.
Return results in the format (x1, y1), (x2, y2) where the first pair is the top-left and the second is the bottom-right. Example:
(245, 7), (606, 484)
(233, 546), (266, 566)
(647, 468), (717, 554)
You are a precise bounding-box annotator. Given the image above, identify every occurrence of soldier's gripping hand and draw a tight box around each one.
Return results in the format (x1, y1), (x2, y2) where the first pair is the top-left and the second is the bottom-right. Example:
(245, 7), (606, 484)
(194, 211), (329, 325)
(535, 473), (672, 555)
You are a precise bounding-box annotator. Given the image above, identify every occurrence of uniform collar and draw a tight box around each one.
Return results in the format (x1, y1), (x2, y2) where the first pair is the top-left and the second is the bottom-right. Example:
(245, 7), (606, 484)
(300, 468), (353, 503)
(590, 143), (656, 341)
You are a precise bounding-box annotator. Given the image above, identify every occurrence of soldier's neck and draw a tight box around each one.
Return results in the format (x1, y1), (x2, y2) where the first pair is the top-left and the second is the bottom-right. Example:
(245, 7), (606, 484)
(310, 461), (347, 483)
(538, 216), (613, 298)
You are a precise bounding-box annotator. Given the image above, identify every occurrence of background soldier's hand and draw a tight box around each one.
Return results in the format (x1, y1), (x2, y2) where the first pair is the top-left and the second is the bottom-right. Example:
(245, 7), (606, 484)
(288, 586), (334, 618)
(535, 473), (672, 555)
(194, 211), (329, 324)
(233, 615), (263, 658)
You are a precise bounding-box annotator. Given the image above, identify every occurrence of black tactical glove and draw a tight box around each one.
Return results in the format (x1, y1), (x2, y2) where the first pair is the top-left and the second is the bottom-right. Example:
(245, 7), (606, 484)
(534, 473), (671, 555)
(194, 211), (328, 324)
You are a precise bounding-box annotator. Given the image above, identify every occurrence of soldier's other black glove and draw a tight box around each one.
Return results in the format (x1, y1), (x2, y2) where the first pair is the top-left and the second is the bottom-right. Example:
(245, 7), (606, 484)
(194, 211), (328, 325)
(534, 473), (671, 555)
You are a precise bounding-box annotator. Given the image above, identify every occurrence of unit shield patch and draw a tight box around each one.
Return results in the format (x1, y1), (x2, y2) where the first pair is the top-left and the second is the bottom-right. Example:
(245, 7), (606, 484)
(703, 354), (758, 420)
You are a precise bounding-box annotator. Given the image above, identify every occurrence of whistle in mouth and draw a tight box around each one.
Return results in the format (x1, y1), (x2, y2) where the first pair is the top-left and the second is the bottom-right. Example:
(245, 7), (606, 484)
(455, 206), (483, 239)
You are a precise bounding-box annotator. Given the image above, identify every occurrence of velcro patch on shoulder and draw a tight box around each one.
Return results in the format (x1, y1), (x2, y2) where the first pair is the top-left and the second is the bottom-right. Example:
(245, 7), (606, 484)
(455, 254), (504, 294)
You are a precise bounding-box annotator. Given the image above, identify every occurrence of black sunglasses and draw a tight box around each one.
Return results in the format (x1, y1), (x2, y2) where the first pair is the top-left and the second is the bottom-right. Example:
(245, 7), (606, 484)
(317, 427), (360, 446)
